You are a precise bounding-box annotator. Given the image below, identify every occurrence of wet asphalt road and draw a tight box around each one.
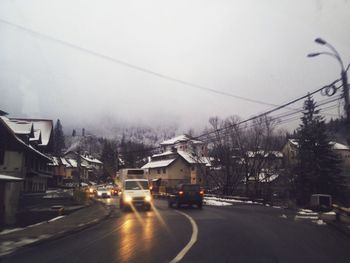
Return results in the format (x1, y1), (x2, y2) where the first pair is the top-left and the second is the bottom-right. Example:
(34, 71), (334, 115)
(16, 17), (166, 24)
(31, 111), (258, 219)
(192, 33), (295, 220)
(2, 197), (350, 263)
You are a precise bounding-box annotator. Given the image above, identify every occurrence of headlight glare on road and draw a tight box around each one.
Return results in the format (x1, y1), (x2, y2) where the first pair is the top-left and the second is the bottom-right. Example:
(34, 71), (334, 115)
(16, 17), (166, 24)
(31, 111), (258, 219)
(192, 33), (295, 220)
(145, 196), (152, 202)
(125, 196), (132, 202)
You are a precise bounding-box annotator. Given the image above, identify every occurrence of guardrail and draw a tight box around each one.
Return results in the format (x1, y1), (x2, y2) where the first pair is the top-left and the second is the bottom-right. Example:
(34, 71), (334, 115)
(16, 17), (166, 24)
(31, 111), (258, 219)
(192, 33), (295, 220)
(333, 205), (350, 224)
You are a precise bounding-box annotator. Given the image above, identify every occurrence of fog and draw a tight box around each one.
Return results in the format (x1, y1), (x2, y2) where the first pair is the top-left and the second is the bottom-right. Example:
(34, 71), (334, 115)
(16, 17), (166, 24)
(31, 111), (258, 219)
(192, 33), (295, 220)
(1, 0), (350, 135)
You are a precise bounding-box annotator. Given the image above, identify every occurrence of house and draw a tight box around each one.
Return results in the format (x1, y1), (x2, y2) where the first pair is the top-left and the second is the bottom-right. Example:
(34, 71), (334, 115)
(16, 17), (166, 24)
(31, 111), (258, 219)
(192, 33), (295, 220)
(245, 150), (284, 173)
(282, 139), (350, 188)
(49, 157), (79, 186)
(0, 116), (53, 225)
(160, 134), (208, 157)
(63, 151), (103, 182)
(142, 135), (210, 189)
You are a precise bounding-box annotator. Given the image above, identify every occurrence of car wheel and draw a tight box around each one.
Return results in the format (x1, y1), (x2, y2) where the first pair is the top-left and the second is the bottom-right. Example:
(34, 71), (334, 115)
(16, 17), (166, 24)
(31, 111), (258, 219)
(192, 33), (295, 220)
(198, 202), (203, 209)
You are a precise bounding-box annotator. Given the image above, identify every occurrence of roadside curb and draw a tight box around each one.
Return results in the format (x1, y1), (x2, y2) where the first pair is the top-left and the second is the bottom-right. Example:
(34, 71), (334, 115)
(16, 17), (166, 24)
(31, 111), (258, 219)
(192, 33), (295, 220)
(0, 202), (112, 259)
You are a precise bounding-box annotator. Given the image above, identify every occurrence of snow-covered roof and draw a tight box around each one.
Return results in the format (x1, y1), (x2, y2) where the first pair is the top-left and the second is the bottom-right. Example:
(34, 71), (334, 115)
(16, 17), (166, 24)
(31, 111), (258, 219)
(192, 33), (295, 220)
(50, 156), (60, 166)
(330, 142), (350, 150)
(67, 158), (78, 168)
(289, 139), (350, 151)
(289, 139), (298, 146)
(0, 117), (51, 162)
(0, 174), (24, 181)
(258, 173), (279, 182)
(247, 172), (279, 183)
(152, 151), (175, 158)
(151, 150), (210, 166)
(160, 134), (204, 145)
(142, 159), (176, 169)
(30, 130), (42, 144)
(11, 118), (53, 146)
(2, 117), (34, 136)
(178, 150), (210, 164)
(61, 158), (72, 167)
(81, 155), (103, 164)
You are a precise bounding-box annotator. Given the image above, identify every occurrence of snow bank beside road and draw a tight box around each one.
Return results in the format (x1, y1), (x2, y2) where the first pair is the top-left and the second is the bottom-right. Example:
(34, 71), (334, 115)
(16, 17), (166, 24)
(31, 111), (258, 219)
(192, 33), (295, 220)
(204, 199), (232, 206)
(205, 196), (262, 205)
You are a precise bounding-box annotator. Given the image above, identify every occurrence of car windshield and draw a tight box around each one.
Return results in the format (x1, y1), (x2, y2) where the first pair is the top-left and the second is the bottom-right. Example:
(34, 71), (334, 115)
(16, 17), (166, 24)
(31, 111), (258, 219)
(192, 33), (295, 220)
(182, 185), (200, 191)
(2, 2), (350, 262)
(125, 181), (149, 190)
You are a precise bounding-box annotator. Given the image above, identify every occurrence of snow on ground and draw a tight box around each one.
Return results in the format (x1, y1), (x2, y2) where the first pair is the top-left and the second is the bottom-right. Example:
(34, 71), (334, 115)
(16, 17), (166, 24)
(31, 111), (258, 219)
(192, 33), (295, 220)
(324, 211), (336, 215)
(0, 228), (24, 236)
(204, 196), (262, 205)
(48, 216), (65, 222)
(299, 209), (314, 213)
(295, 215), (319, 220)
(0, 216), (65, 237)
(204, 199), (232, 206)
(297, 211), (318, 215)
(313, 219), (327, 226)
(295, 209), (320, 220)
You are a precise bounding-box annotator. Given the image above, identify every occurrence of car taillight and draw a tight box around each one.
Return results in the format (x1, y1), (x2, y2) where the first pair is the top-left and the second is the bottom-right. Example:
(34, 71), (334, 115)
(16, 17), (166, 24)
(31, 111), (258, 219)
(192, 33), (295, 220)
(199, 190), (204, 195)
(179, 191), (184, 195)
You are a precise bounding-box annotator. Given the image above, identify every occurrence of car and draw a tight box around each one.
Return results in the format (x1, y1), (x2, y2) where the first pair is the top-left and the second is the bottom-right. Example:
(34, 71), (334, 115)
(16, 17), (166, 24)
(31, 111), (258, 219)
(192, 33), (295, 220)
(168, 184), (204, 209)
(96, 186), (111, 198)
(87, 186), (97, 195)
(105, 185), (119, 196)
(119, 179), (152, 211)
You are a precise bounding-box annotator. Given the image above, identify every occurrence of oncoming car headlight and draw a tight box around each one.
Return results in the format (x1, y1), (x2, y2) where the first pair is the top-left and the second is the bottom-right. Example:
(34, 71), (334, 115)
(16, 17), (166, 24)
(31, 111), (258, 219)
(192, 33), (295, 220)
(145, 196), (152, 202)
(125, 196), (132, 202)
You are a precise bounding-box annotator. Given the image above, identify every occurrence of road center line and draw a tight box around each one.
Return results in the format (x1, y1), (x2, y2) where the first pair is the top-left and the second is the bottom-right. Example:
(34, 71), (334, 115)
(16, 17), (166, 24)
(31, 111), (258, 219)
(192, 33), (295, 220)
(169, 210), (198, 263)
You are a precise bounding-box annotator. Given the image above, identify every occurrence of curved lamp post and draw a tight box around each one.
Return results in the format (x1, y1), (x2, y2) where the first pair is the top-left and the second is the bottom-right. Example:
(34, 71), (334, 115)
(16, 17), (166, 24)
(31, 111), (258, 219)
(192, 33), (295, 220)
(307, 38), (349, 123)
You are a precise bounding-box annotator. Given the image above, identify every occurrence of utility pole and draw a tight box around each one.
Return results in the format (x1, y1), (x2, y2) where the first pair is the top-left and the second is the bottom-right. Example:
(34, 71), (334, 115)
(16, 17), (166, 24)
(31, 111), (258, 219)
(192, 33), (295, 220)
(341, 69), (350, 123)
(308, 38), (350, 123)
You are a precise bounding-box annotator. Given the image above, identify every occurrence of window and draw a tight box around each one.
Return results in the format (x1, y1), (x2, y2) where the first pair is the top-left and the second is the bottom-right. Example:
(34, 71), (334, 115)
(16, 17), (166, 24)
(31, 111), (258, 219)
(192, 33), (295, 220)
(162, 168), (166, 173)
(157, 169), (161, 174)
(125, 180), (149, 190)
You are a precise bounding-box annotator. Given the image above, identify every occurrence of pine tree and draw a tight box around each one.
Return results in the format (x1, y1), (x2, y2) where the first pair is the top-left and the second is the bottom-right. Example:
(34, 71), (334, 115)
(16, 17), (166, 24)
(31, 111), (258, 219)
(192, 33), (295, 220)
(54, 119), (65, 156)
(101, 139), (117, 178)
(295, 95), (344, 205)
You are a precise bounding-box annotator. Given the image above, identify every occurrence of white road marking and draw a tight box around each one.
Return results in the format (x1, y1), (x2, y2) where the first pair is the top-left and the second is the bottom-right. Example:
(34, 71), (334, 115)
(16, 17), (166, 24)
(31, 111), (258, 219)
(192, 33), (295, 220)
(169, 210), (198, 263)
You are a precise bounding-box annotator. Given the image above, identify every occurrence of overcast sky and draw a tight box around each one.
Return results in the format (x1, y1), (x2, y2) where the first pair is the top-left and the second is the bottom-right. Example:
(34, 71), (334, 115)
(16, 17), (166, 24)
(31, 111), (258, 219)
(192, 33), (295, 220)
(1, 0), (349, 134)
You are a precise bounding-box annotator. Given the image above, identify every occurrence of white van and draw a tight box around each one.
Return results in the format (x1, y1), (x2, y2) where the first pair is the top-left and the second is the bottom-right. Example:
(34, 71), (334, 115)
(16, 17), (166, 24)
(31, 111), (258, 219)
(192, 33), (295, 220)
(119, 169), (152, 211)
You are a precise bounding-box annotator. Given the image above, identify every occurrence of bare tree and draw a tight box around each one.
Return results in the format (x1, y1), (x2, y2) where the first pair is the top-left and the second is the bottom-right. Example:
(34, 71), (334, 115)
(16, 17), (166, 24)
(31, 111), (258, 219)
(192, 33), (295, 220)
(205, 115), (281, 198)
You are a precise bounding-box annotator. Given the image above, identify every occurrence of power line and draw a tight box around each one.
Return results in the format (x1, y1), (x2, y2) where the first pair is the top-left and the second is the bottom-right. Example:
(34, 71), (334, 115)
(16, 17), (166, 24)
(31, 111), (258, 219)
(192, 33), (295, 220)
(195, 79), (343, 141)
(119, 88), (343, 154)
(0, 18), (283, 108)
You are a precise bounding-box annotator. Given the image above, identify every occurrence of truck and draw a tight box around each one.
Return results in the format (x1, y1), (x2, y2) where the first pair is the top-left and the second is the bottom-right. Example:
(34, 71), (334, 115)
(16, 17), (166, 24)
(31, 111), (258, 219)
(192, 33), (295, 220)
(118, 169), (152, 211)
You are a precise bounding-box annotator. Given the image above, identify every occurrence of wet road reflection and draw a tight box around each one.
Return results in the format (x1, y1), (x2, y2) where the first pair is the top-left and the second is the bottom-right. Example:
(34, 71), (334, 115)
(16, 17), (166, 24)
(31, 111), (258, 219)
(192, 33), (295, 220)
(1, 198), (193, 263)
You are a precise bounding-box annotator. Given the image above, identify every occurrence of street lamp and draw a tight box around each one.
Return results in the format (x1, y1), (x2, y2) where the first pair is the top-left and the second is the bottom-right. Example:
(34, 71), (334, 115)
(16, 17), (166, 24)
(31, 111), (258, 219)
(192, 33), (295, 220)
(307, 38), (349, 123)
